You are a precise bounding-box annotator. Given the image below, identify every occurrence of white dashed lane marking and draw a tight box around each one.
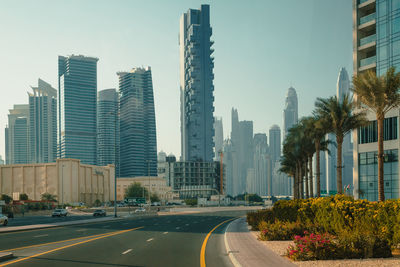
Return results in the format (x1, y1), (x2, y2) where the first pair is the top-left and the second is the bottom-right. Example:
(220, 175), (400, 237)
(122, 249), (132, 255)
(34, 234), (49, 238)
(147, 238), (154, 242)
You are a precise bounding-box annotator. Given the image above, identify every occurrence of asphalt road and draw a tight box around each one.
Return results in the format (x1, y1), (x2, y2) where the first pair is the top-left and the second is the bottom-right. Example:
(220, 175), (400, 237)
(0, 210), (248, 267)
(6, 214), (99, 227)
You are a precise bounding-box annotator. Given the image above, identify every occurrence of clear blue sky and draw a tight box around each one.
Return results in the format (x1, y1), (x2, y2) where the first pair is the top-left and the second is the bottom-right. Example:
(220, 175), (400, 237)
(0, 0), (352, 160)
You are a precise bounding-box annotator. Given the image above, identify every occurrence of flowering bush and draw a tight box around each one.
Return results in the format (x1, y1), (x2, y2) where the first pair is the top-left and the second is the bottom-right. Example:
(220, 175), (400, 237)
(286, 232), (338, 261)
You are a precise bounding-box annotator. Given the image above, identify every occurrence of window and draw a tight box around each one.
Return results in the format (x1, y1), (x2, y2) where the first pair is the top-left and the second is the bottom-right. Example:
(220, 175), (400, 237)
(379, 0), (387, 17)
(359, 117), (398, 144)
(394, 0), (400, 11)
(379, 45), (388, 60)
(393, 17), (400, 34)
(393, 40), (400, 56)
(379, 23), (387, 39)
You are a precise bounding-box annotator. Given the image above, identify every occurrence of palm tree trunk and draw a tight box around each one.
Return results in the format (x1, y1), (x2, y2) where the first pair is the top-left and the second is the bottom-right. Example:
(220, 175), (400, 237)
(305, 159), (309, 198)
(316, 141), (321, 197)
(295, 163), (300, 199)
(336, 134), (343, 194)
(309, 155), (313, 198)
(292, 175), (297, 199)
(300, 162), (304, 199)
(377, 114), (385, 202)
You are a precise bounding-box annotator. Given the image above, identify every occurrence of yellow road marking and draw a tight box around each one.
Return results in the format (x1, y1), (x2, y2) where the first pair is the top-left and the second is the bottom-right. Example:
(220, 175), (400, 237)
(200, 218), (235, 267)
(0, 226), (143, 266)
(0, 230), (121, 253)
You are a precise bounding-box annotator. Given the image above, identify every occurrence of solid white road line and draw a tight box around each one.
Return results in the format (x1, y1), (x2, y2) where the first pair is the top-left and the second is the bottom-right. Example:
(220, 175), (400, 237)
(34, 234), (49, 238)
(146, 238), (154, 242)
(122, 249), (132, 255)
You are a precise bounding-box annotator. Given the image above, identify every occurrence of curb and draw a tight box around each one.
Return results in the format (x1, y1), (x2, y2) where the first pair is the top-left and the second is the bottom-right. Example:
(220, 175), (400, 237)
(0, 252), (13, 262)
(224, 218), (242, 267)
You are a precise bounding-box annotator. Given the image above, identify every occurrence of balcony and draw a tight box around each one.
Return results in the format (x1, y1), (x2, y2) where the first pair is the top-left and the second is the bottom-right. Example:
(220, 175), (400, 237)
(359, 55), (376, 71)
(359, 13), (375, 26)
(359, 34), (376, 47)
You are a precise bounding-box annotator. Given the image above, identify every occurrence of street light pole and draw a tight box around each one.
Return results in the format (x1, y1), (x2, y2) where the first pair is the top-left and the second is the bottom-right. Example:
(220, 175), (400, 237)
(114, 110), (118, 218)
(146, 160), (151, 204)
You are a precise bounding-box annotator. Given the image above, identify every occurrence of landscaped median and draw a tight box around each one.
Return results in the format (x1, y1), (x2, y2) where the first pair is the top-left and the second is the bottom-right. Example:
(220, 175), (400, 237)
(247, 195), (400, 262)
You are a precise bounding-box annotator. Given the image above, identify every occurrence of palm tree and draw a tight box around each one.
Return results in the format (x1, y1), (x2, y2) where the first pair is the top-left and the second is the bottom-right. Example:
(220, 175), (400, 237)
(352, 67), (400, 201)
(315, 94), (367, 194)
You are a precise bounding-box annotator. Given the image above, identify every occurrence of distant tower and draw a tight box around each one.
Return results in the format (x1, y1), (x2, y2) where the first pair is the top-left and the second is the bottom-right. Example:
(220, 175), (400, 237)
(337, 67), (350, 102)
(97, 88), (119, 173)
(269, 125), (281, 164)
(283, 87), (298, 139)
(180, 4), (215, 162)
(28, 79), (57, 163)
(118, 67), (157, 177)
(214, 117), (223, 160)
(5, 105), (29, 164)
(58, 55), (98, 165)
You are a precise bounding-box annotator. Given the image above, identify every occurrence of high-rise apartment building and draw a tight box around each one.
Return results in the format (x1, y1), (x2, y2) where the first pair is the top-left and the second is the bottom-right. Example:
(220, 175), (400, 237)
(28, 79), (57, 163)
(214, 117), (223, 160)
(269, 125), (281, 164)
(58, 55), (98, 165)
(180, 4), (215, 162)
(239, 120), (254, 193)
(353, 0), (400, 201)
(253, 133), (270, 196)
(5, 104), (29, 164)
(97, 89), (119, 174)
(118, 67), (157, 177)
(283, 87), (298, 139)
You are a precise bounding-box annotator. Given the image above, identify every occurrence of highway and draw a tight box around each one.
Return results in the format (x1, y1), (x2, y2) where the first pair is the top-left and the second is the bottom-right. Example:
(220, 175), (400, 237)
(0, 210), (248, 267)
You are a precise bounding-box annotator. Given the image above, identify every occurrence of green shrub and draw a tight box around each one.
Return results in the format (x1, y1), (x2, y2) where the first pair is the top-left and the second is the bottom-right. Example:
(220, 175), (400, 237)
(247, 209), (274, 230)
(259, 220), (305, 241)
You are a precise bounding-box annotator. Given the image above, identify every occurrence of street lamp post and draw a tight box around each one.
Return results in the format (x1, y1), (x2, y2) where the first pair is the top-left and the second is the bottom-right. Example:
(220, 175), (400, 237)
(61, 164), (64, 205)
(146, 160), (151, 204)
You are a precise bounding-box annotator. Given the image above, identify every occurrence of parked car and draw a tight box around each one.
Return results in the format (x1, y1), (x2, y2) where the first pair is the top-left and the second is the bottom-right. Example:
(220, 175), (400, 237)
(52, 209), (68, 217)
(0, 214), (8, 226)
(135, 207), (146, 213)
(117, 203), (126, 207)
(93, 209), (106, 217)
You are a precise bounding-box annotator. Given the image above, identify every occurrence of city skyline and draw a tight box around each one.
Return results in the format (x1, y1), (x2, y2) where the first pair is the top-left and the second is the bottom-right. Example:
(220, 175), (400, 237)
(0, 0), (353, 160)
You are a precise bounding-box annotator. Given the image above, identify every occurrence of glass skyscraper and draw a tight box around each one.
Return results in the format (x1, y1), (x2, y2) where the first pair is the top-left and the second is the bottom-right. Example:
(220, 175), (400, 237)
(97, 89), (119, 174)
(28, 79), (57, 163)
(58, 55), (98, 165)
(5, 104), (29, 164)
(353, 0), (400, 200)
(118, 67), (157, 177)
(283, 87), (298, 139)
(180, 4), (215, 162)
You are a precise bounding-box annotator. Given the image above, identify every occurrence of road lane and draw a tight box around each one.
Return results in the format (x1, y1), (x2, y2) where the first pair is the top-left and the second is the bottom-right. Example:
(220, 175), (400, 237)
(1, 210), (249, 267)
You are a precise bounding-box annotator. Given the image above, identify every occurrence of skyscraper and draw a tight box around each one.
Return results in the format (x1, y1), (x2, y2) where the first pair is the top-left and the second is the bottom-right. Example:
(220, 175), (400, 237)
(239, 120), (253, 193)
(118, 67), (157, 177)
(253, 133), (270, 196)
(353, 0), (400, 201)
(283, 87), (298, 138)
(28, 79), (57, 163)
(180, 4), (215, 162)
(213, 117), (223, 160)
(58, 55), (98, 165)
(5, 104), (29, 164)
(269, 125), (281, 164)
(97, 89), (119, 174)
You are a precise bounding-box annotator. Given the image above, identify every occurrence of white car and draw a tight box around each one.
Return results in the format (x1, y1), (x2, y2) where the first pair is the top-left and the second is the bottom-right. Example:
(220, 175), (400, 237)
(0, 214), (8, 226)
(52, 209), (68, 217)
(135, 208), (146, 213)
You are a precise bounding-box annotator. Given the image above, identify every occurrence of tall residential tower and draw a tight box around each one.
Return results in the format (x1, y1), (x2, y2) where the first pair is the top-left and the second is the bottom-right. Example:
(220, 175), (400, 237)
(180, 4), (215, 162)
(118, 67), (157, 177)
(58, 55), (98, 165)
(283, 87), (298, 139)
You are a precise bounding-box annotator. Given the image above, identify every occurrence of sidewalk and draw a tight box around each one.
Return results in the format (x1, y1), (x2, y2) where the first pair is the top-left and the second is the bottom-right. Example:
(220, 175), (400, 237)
(224, 217), (295, 267)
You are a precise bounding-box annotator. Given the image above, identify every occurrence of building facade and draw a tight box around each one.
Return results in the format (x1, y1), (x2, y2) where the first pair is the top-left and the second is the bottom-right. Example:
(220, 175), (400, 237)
(180, 4), (215, 162)
(28, 79), (57, 163)
(283, 87), (298, 139)
(0, 159), (115, 205)
(118, 67), (157, 177)
(5, 104), (29, 164)
(214, 117), (223, 160)
(172, 161), (223, 199)
(269, 125), (281, 164)
(97, 89), (119, 175)
(353, 0), (400, 200)
(58, 55), (98, 165)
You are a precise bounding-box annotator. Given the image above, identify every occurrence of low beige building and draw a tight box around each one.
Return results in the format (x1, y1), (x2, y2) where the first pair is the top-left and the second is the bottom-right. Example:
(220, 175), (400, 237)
(117, 177), (177, 201)
(0, 159), (115, 205)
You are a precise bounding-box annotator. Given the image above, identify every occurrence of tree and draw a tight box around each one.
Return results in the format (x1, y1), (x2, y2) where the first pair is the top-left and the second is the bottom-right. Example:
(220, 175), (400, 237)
(20, 193), (29, 201)
(0, 194), (13, 204)
(94, 199), (101, 207)
(315, 94), (368, 194)
(247, 194), (263, 202)
(352, 67), (400, 201)
(150, 193), (160, 203)
(41, 193), (57, 202)
(125, 182), (148, 199)
(184, 199), (197, 206)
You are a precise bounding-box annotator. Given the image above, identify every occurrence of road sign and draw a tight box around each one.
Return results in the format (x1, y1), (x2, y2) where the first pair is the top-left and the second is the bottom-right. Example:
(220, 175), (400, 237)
(125, 197), (146, 204)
